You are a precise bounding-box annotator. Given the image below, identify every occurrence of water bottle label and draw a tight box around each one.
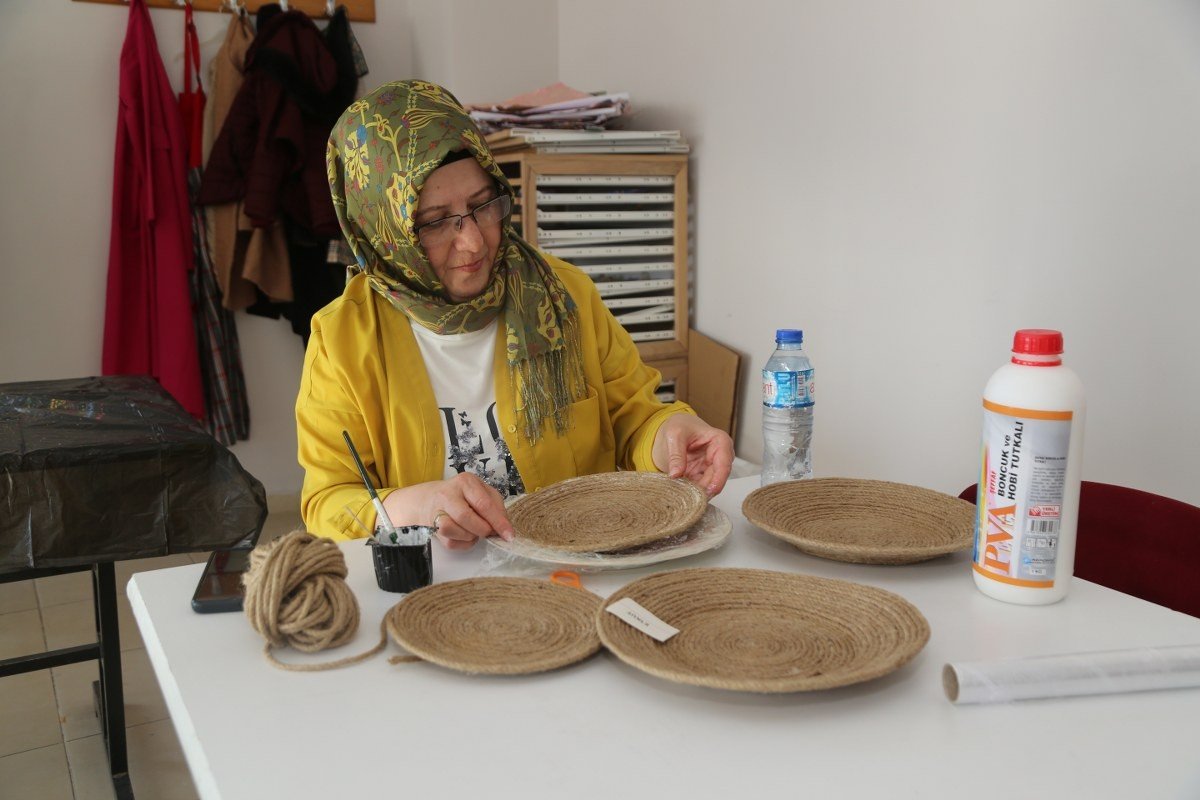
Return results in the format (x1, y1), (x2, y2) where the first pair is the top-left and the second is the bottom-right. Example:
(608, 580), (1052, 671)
(973, 401), (1073, 588)
(762, 369), (814, 408)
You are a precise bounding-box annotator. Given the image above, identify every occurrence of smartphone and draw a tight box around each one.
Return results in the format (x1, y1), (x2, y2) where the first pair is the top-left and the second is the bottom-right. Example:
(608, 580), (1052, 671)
(191, 546), (253, 613)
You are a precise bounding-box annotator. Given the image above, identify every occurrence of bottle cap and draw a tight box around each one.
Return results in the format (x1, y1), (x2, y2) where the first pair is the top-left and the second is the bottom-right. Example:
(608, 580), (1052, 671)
(1012, 329), (1063, 355)
(776, 329), (803, 344)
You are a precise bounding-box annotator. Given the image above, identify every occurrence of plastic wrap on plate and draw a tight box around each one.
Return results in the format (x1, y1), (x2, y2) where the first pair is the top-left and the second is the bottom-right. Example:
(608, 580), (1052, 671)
(477, 504), (732, 576)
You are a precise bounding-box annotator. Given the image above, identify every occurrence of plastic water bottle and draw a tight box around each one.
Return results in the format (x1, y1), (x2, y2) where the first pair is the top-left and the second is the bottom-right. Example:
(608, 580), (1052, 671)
(761, 329), (814, 485)
(973, 329), (1086, 605)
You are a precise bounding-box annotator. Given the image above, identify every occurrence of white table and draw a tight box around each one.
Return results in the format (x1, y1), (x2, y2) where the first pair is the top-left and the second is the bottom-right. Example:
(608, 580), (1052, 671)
(129, 476), (1200, 800)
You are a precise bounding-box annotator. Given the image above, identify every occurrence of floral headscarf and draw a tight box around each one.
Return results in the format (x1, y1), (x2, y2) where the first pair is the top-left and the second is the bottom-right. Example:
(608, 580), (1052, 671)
(326, 80), (585, 443)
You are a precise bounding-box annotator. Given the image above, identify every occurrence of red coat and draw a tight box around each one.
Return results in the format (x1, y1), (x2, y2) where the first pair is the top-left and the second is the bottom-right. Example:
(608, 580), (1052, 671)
(102, 0), (204, 419)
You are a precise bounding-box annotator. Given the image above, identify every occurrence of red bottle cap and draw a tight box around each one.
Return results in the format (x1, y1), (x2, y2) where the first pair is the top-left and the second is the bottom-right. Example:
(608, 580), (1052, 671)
(1012, 329), (1064, 355)
(1010, 329), (1064, 366)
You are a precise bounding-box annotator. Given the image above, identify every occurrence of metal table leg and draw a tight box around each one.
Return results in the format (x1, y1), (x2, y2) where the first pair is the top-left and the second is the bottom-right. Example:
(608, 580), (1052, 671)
(93, 562), (134, 800)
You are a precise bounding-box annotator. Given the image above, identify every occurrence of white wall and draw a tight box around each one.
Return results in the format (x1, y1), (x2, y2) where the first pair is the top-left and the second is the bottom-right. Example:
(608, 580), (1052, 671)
(6, 1), (1198, 507)
(0, 1), (554, 497)
(558, 0), (1200, 506)
(405, 0), (557, 106)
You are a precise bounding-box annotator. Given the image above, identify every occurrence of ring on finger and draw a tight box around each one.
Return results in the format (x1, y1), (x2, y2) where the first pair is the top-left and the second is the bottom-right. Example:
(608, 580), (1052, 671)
(432, 509), (449, 530)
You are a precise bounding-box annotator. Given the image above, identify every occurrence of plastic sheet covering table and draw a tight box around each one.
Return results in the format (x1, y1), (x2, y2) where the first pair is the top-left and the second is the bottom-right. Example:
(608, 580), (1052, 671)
(0, 375), (268, 799)
(1, 375), (267, 570)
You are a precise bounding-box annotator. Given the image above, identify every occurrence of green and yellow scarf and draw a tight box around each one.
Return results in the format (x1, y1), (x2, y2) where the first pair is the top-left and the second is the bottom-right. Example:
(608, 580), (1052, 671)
(326, 80), (585, 443)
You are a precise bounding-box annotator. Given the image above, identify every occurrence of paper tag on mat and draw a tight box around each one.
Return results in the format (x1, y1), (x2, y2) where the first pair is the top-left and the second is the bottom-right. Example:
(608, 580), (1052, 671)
(606, 597), (678, 642)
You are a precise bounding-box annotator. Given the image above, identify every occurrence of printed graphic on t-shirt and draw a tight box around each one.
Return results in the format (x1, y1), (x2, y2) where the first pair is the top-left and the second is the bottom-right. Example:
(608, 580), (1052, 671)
(440, 403), (525, 498)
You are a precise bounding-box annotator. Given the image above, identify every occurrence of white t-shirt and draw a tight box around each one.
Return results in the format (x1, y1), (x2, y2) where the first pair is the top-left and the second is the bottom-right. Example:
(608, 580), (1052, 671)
(409, 318), (525, 498)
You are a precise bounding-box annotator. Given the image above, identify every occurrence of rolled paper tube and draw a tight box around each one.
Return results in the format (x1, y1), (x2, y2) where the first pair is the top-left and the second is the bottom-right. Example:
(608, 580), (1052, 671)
(943, 645), (1200, 704)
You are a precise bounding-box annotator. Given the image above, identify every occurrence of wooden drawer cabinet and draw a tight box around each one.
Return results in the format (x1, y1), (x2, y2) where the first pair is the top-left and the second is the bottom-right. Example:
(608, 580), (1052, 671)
(495, 152), (690, 368)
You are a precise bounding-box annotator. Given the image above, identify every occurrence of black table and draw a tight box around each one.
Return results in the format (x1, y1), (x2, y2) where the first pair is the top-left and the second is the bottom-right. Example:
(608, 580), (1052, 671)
(0, 376), (267, 798)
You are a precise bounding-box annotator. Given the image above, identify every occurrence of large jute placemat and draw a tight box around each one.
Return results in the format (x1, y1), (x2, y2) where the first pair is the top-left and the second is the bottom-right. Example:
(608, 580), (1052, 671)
(385, 578), (602, 675)
(742, 478), (975, 564)
(507, 471), (707, 553)
(597, 568), (930, 693)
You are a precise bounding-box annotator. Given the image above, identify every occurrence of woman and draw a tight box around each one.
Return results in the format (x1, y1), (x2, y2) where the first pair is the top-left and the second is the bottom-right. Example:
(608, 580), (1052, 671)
(297, 80), (733, 550)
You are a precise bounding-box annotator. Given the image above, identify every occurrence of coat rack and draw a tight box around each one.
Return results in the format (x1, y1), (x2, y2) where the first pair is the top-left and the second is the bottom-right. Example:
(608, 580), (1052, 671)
(72, 0), (376, 23)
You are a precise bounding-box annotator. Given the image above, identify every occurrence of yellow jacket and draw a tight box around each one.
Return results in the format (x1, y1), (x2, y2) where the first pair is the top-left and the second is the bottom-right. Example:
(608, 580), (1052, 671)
(296, 254), (693, 540)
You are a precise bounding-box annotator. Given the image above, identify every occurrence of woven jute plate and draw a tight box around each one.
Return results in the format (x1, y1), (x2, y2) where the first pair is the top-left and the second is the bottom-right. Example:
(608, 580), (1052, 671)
(507, 471), (707, 553)
(385, 578), (602, 675)
(488, 505), (733, 571)
(597, 567), (930, 693)
(742, 478), (975, 564)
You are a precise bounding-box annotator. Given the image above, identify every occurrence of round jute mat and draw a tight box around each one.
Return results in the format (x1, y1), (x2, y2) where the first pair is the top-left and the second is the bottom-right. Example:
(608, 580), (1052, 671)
(385, 578), (602, 675)
(597, 567), (930, 693)
(742, 478), (975, 564)
(488, 505), (732, 571)
(507, 471), (707, 553)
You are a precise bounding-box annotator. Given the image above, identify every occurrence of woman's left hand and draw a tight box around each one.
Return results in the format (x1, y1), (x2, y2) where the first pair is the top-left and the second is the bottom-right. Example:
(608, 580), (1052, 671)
(651, 414), (734, 497)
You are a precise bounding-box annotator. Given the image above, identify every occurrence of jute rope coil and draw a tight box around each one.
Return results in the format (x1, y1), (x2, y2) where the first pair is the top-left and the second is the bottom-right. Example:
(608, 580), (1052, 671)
(507, 471), (707, 553)
(386, 577), (602, 674)
(742, 477), (975, 564)
(242, 531), (387, 671)
(597, 567), (931, 693)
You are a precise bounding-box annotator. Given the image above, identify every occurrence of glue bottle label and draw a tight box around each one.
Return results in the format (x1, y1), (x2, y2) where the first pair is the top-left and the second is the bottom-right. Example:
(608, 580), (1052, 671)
(973, 400), (1073, 588)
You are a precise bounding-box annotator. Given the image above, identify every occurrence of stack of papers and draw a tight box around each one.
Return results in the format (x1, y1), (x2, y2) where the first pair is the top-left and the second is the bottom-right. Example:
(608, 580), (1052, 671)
(469, 83), (687, 153)
(487, 128), (689, 155)
(468, 82), (631, 133)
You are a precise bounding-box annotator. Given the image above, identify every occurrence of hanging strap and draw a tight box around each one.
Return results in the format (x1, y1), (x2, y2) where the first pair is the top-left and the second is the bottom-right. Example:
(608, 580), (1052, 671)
(183, 2), (202, 97)
(180, 1), (208, 170)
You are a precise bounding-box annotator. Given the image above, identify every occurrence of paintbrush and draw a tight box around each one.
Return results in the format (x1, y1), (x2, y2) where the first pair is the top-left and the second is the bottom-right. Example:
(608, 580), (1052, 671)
(341, 430), (399, 541)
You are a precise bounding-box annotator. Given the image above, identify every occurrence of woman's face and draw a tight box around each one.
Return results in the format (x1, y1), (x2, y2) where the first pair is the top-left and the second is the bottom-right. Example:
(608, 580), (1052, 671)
(413, 157), (503, 303)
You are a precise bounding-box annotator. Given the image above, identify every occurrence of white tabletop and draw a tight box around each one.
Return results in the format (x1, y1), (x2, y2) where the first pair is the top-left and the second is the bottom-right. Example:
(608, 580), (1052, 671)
(129, 476), (1200, 800)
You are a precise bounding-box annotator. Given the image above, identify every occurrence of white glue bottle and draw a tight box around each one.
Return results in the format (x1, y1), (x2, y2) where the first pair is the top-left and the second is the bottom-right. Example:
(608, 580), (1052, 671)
(973, 329), (1086, 605)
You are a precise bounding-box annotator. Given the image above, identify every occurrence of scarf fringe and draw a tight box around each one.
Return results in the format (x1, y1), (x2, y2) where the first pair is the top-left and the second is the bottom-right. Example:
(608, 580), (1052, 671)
(512, 313), (587, 444)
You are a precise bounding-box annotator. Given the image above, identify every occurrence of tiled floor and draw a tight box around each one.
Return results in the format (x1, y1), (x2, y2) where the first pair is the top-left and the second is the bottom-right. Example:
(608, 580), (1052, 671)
(0, 509), (302, 799)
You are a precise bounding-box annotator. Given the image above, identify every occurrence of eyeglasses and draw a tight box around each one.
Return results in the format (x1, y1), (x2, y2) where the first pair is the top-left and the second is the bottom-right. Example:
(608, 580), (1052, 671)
(414, 194), (512, 247)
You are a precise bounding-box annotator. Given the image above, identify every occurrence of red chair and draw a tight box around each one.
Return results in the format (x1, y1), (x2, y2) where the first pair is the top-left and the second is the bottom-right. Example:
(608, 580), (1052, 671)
(959, 481), (1200, 618)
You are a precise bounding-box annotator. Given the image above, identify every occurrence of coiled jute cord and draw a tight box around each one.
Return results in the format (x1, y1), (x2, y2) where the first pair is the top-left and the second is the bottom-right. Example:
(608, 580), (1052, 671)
(242, 530), (408, 671)
(241, 531), (591, 672)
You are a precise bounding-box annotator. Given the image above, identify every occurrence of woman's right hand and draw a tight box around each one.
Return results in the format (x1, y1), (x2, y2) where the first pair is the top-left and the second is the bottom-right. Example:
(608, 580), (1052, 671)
(381, 473), (515, 551)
